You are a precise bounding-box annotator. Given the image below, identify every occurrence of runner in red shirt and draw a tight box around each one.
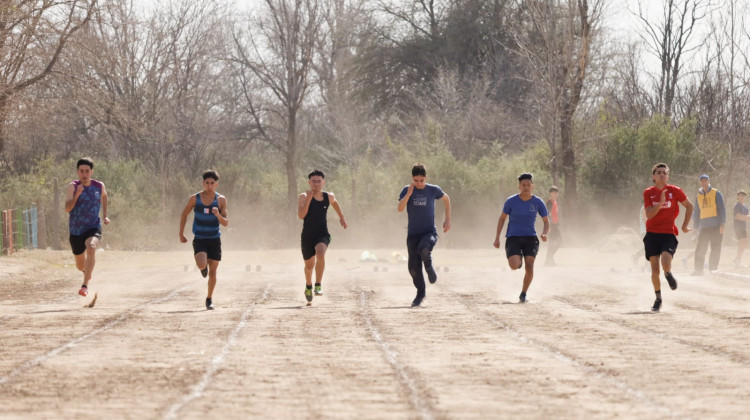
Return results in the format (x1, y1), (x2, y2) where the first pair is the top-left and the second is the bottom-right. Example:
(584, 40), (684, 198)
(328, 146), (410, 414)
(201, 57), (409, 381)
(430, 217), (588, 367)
(643, 163), (693, 312)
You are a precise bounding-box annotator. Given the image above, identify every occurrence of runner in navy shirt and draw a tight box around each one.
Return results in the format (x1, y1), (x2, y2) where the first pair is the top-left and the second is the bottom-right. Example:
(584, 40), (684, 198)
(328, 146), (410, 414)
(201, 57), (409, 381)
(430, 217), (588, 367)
(493, 173), (549, 303)
(398, 163), (451, 307)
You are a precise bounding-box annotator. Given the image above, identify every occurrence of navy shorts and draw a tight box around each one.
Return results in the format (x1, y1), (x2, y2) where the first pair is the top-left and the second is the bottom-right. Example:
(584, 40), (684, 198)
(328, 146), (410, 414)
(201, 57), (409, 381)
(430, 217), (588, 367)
(643, 232), (678, 260)
(301, 233), (330, 260)
(69, 228), (102, 256)
(193, 237), (222, 261)
(505, 236), (539, 259)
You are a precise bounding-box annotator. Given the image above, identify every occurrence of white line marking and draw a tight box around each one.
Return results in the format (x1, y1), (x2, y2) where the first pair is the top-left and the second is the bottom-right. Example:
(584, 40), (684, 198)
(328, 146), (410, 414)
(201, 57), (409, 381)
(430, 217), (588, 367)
(358, 291), (435, 420)
(162, 284), (271, 420)
(0, 285), (189, 386)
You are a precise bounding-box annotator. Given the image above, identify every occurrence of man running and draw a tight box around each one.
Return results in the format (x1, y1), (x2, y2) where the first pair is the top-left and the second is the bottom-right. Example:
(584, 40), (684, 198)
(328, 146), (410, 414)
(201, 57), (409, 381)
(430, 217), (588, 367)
(643, 163), (693, 312)
(179, 170), (228, 310)
(65, 158), (110, 298)
(398, 163), (451, 307)
(733, 190), (749, 267)
(493, 173), (549, 303)
(545, 186), (562, 266)
(692, 174), (726, 274)
(298, 169), (347, 305)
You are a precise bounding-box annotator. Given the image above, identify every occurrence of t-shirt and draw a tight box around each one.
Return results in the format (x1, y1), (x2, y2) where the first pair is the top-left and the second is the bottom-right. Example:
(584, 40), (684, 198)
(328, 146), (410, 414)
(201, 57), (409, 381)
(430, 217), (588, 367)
(643, 184), (687, 235)
(545, 199), (559, 224)
(399, 184), (444, 236)
(734, 202), (748, 232)
(502, 194), (548, 237)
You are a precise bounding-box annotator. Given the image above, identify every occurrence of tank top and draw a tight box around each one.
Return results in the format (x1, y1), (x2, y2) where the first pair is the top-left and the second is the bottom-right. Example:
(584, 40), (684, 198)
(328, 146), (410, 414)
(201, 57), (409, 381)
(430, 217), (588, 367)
(193, 192), (221, 239)
(302, 193), (329, 235)
(69, 180), (102, 235)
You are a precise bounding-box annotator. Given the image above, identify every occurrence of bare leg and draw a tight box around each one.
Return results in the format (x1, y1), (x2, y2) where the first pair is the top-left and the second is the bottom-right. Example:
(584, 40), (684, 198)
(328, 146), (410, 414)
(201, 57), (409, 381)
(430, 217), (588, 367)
(304, 257), (315, 286)
(314, 243), (327, 284)
(521, 256), (535, 293)
(75, 254), (85, 272)
(649, 256), (661, 291)
(508, 255), (522, 270)
(660, 251), (673, 274)
(736, 238), (747, 264)
(82, 236), (100, 287)
(207, 259), (219, 298)
(194, 252), (208, 271)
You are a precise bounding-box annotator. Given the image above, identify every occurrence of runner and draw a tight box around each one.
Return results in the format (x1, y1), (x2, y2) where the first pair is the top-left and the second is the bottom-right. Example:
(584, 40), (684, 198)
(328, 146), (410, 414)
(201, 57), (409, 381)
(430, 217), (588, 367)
(397, 163), (451, 307)
(179, 170), (228, 310)
(733, 190), (749, 267)
(692, 174), (726, 274)
(298, 169), (347, 305)
(643, 163), (693, 312)
(545, 186), (562, 266)
(493, 173), (549, 303)
(65, 158), (110, 298)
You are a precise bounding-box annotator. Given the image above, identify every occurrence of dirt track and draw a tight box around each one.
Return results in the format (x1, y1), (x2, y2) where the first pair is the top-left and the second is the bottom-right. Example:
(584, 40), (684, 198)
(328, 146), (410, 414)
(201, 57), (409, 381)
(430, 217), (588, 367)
(1, 248), (749, 419)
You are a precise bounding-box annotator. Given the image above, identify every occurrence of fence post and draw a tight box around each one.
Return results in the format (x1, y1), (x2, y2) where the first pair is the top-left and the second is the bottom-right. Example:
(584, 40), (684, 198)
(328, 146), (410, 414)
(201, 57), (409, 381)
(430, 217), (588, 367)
(2, 210), (13, 255)
(31, 205), (39, 250)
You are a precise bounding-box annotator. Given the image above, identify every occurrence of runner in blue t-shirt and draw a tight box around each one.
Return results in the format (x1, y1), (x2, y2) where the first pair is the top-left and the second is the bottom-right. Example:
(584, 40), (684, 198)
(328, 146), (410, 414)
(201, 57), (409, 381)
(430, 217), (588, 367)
(493, 173), (549, 303)
(398, 163), (451, 307)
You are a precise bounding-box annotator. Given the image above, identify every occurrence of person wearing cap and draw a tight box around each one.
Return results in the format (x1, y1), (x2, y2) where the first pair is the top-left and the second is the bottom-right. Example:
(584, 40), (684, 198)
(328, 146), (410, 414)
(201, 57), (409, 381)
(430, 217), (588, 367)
(692, 174), (726, 274)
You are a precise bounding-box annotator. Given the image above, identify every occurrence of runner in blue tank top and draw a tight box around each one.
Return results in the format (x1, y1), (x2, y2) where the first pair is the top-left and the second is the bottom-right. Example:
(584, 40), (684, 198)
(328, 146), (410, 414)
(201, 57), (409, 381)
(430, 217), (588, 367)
(297, 169), (348, 305)
(65, 157), (110, 301)
(398, 163), (452, 307)
(179, 170), (229, 310)
(493, 173), (549, 303)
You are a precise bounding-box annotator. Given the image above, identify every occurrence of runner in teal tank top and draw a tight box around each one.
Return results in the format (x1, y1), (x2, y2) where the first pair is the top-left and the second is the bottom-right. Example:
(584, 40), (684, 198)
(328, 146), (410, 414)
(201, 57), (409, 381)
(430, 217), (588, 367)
(65, 158), (110, 301)
(179, 170), (229, 310)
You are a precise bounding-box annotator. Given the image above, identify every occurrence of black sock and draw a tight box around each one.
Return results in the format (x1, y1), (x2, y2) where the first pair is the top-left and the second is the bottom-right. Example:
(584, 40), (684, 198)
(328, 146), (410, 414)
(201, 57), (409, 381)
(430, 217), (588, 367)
(81, 284), (87, 288)
(306, 285), (312, 289)
(655, 290), (662, 300)
(315, 283), (321, 286)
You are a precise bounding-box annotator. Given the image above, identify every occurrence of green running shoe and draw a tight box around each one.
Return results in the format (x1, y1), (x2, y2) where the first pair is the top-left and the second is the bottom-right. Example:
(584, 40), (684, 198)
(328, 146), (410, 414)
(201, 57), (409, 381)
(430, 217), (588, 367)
(304, 287), (313, 303)
(314, 285), (323, 296)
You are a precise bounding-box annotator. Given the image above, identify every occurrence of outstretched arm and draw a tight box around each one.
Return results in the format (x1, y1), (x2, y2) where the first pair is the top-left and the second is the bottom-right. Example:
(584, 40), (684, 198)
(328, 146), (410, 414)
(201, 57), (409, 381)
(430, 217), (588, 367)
(100, 183), (110, 225)
(329, 193), (348, 229)
(680, 198), (694, 233)
(441, 193), (451, 233)
(179, 196), (196, 243)
(493, 213), (508, 248)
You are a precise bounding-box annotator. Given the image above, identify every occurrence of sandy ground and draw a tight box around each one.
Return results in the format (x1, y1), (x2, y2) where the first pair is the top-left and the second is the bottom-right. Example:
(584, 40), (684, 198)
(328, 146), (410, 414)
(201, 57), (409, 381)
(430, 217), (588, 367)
(1, 246), (749, 420)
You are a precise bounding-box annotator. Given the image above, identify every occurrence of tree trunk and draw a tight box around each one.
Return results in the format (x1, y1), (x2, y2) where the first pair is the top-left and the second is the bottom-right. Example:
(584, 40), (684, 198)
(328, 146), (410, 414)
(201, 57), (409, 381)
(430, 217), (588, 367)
(0, 98), (7, 155)
(286, 110), (298, 219)
(560, 116), (577, 204)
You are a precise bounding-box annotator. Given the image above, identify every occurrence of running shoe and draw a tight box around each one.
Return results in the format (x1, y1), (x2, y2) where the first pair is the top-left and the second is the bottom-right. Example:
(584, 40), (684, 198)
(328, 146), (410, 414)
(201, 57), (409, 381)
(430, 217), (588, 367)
(519, 292), (527, 303)
(200, 267), (208, 278)
(314, 285), (323, 296)
(425, 265), (438, 284)
(665, 272), (678, 290)
(78, 286), (88, 297)
(411, 294), (424, 307)
(206, 297), (214, 310)
(305, 287), (313, 303)
(651, 299), (662, 312)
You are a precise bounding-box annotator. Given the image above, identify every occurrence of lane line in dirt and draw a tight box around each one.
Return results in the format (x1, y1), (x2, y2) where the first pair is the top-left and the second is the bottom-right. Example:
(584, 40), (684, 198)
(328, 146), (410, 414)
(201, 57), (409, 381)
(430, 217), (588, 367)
(554, 296), (750, 366)
(0, 284), (190, 386)
(452, 293), (687, 419)
(356, 289), (437, 420)
(162, 283), (272, 420)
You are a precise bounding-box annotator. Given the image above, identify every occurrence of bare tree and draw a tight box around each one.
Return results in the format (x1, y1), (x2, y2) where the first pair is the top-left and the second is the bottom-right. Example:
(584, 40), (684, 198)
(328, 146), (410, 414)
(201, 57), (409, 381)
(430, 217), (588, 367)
(635, 0), (713, 118)
(230, 0), (323, 216)
(513, 0), (603, 201)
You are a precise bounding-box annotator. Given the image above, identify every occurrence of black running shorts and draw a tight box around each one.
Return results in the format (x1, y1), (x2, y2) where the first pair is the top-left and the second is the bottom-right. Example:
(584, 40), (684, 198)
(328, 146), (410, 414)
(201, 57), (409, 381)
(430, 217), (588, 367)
(193, 237), (222, 261)
(643, 232), (678, 260)
(505, 236), (539, 259)
(69, 228), (102, 256)
(301, 232), (331, 260)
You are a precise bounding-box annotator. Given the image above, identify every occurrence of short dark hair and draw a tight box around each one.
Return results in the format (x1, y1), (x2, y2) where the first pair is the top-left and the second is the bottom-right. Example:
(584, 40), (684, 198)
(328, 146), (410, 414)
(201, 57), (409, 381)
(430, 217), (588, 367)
(412, 163), (427, 177)
(77, 157), (94, 170)
(652, 163), (669, 175)
(518, 173), (533, 182)
(738, 190), (747, 197)
(202, 170), (219, 181)
(549, 186), (559, 193)
(308, 169), (325, 179)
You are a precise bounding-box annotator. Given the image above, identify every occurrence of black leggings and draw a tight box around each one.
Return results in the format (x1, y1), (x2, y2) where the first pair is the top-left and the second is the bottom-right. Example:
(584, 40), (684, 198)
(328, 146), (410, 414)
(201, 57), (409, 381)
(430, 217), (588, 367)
(406, 232), (438, 296)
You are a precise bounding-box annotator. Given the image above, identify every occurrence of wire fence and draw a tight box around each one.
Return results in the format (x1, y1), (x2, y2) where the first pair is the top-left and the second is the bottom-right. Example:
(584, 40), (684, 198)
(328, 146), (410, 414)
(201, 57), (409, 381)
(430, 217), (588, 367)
(1, 205), (38, 255)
